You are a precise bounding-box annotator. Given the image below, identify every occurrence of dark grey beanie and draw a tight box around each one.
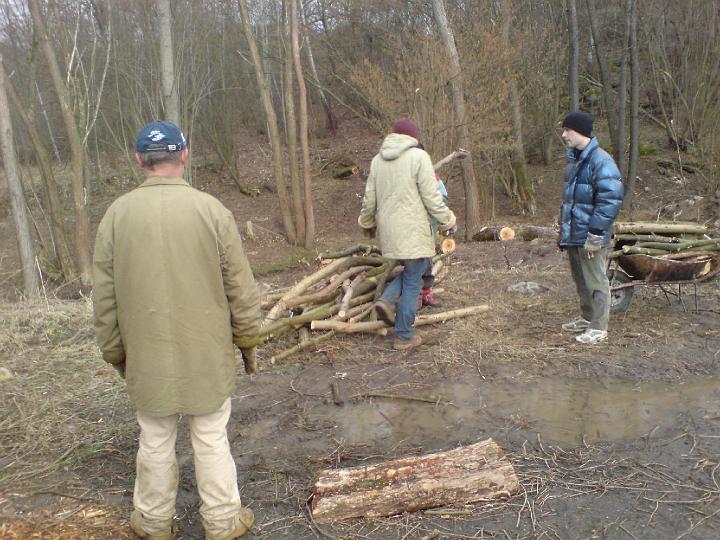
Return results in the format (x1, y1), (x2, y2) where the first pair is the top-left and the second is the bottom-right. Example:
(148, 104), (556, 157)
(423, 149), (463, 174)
(562, 111), (593, 138)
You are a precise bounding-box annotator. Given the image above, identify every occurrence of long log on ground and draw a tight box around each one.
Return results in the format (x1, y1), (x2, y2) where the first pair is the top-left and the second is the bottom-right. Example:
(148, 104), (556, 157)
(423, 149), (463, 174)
(473, 226), (516, 241)
(472, 225), (558, 242)
(613, 221), (708, 235)
(514, 225), (558, 241)
(311, 438), (518, 522)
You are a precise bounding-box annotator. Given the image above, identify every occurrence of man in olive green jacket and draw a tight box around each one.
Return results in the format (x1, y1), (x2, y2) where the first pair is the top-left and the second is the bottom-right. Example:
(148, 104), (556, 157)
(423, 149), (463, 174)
(93, 121), (260, 540)
(358, 118), (456, 350)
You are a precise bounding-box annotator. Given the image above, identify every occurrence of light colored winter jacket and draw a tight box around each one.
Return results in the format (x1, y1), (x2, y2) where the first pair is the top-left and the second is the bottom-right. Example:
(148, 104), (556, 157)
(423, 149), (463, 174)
(358, 134), (455, 259)
(92, 176), (261, 416)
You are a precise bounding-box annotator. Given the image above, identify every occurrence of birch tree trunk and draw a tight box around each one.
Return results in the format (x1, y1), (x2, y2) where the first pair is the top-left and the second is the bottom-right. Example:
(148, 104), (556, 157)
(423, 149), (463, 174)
(431, 0), (482, 240)
(290, 0), (315, 247)
(28, 0), (92, 286)
(625, 0), (639, 216)
(585, 0), (618, 152)
(0, 55), (39, 298)
(282, 1), (305, 241)
(239, 0), (296, 243)
(157, 0), (180, 125)
(566, 0), (579, 111)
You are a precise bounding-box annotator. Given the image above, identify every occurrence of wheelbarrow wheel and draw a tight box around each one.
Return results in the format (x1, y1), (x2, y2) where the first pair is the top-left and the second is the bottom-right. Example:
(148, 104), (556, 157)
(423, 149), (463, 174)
(607, 268), (633, 313)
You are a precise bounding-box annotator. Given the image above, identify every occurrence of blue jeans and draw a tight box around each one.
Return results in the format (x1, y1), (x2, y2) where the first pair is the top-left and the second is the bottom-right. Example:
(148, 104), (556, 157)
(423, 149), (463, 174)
(380, 258), (430, 340)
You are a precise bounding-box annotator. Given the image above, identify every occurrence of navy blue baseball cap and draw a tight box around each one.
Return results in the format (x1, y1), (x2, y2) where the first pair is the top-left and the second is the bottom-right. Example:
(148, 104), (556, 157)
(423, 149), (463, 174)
(135, 120), (187, 152)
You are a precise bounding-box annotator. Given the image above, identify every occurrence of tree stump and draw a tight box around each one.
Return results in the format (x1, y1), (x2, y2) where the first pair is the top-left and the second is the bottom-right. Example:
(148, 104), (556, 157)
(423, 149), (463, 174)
(311, 438), (518, 522)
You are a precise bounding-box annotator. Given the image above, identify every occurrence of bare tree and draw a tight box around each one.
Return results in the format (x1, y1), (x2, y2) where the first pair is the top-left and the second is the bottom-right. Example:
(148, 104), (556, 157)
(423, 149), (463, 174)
(431, 0), (482, 239)
(7, 81), (75, 281)
(585, 0), (618, 152)
(157, 0), (180, 124)
(290, 0), (315, 246)
(282, 0), (305, 241)
(625, 0), (639, 215)
(239, 0), (296, 243)
(566, 0), (579, 111)
(0, 54), (39, 298)
(28, 0), (92, 286)
(614, 0), (632, 175)
(501, 0), (534, 214)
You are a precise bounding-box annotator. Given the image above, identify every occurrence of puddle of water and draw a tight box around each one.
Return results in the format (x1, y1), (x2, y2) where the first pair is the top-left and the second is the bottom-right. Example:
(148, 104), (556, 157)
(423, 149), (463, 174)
(313, 377), (720, 447)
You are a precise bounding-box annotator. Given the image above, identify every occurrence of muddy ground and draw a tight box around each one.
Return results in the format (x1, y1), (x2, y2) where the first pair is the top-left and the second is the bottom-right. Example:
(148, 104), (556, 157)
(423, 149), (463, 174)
(1, 121), (720, 539)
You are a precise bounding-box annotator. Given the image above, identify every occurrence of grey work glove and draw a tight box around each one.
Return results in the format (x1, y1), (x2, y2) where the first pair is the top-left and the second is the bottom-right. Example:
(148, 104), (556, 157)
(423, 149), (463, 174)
(584, 232), (605, 257)
(441, 223), (458, 237)
(240, 347), (257, 374)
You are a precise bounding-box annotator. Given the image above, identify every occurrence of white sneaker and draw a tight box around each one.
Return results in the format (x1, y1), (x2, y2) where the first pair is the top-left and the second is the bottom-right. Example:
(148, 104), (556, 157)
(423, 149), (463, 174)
(575, 329), (608, 344)
(562, 318), (590, 333)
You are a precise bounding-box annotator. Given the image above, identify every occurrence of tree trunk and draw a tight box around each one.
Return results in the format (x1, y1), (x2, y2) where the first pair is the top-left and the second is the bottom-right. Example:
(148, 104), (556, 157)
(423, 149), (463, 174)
(239, 0), (296, 243)
(29, 0), (92, 285)
(502, 2), (534, 214)
(431, 0), (482, 240)
(0, 55), (39, 298)
(157, 0), (180, 125)
(7, 80), (75, 281)
(585, 0), (618, 152)
(290, 0), (315, 247)
(473, 226), (516, 242)
(311, 438), (518, 522)
(300, 2), (336, 133)
(625, 0), (639, 216)
(282, 1), (305, 242)
(614, 0), (633, 174)
(566, 0), (579, 111)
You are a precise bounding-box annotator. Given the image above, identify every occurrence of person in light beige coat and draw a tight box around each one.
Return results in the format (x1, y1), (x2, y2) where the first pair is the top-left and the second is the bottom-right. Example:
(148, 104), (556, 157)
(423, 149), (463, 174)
(358, 118), (456, 350)
(93, 121), (259, 540)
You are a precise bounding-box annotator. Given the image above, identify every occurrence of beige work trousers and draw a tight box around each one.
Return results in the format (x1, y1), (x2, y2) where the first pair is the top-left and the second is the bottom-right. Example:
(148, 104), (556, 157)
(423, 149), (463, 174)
(133, 397), (242, 538)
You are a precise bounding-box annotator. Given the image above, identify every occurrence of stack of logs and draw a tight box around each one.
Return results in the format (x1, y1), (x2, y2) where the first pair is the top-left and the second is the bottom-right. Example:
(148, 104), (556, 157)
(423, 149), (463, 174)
(252, 245), (489, 363)
(611, 221), (719, 259)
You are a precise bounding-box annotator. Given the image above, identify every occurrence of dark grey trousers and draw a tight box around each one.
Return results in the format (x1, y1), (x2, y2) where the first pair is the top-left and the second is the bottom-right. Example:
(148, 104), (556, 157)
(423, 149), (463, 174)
(567, 247), (610, 331)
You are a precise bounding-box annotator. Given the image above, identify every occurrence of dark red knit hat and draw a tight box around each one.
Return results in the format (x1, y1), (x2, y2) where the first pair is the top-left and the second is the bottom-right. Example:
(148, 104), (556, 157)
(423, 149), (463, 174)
(392, 117), (420, 140)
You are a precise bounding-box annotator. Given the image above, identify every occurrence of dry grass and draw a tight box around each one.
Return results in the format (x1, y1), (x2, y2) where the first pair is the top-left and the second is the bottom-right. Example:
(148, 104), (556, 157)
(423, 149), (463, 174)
(0, 299), (134, 496)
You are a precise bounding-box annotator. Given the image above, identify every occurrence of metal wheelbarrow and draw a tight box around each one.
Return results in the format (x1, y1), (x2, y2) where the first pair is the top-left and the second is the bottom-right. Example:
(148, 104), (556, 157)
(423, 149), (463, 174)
(608, 252), (720, 312)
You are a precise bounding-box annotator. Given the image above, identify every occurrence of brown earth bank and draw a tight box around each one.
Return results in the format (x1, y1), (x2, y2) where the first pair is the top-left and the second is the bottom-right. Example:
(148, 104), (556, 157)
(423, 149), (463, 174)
(1, 120), (720, 539)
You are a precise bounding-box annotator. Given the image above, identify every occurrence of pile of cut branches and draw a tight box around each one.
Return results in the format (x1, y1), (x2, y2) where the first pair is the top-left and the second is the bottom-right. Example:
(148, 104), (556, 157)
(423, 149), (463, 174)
(610, 221), (719, 259)
(252, 244), (488, 363)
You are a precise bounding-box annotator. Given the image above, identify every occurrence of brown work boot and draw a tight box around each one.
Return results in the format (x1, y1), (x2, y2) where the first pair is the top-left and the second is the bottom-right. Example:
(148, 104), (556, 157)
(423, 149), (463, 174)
(374, 300), (396, 325)
(393, 334), (422, 351)
(130, 510), (174, 540)
(205, 508), (255, 540)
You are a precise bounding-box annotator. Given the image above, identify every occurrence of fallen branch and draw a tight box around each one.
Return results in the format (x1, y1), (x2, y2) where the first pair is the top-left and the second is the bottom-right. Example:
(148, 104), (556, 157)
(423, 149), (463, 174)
(270, 331), (336, 363)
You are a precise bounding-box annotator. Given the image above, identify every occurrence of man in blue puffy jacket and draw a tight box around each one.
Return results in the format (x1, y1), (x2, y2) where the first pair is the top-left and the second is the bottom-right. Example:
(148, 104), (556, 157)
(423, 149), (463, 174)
(558, 111), (624, 344)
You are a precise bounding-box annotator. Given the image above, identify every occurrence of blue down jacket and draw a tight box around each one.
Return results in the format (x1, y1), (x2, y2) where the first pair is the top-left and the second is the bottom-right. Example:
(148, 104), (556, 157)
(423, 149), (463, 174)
(559, 137), (624, 247)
